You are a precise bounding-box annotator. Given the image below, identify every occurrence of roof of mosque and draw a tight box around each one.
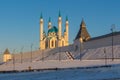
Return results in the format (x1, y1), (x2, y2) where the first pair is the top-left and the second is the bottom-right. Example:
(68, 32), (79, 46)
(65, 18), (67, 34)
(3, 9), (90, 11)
(48, 26), (58, 33)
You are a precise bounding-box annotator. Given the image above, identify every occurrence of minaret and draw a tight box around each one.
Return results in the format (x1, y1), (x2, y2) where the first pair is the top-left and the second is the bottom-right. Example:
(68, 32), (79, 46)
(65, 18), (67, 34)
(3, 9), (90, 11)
(48, 17), (52, 29)
(40, 13), (44, 49)
(58, 11), (62, 47)
(65, 16), (69, 45)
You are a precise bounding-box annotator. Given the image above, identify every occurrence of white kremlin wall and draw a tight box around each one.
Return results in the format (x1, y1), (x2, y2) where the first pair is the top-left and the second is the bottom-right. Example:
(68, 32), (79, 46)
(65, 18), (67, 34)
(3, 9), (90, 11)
(1, 32), (120, 71)
(2, 32), (120, 64)
(84, 32), (120, 49)
(74, 32), (120, 59)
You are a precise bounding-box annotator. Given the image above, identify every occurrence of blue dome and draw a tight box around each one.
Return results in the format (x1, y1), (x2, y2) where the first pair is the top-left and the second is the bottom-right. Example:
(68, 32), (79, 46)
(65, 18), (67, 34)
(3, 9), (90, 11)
(48, 26), (58, 33)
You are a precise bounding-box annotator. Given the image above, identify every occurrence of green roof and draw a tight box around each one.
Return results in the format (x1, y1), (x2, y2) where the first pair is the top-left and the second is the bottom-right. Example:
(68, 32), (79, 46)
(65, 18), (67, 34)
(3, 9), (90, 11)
(40, 13), (43, 19)
(48, 26), (58, 34)
(48, 17), (51, 22)
(66, 16), (68, 21)
(59, 10), (61, 17)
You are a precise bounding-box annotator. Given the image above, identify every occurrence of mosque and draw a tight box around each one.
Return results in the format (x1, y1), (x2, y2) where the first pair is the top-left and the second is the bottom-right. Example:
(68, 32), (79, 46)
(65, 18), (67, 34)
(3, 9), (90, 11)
(39, 12), (69, 50)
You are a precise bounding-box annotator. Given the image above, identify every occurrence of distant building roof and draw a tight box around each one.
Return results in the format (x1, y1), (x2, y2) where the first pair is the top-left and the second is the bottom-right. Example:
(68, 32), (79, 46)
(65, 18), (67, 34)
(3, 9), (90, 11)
(3, 48), (10, 54)
(75, 19), (90, 41)
(88, 31), (120, 41)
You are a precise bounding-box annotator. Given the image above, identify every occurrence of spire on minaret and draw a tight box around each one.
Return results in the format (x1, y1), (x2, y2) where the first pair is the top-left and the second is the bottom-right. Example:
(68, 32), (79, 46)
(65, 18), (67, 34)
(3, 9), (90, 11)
(48, 17), (51, 22)
(48, 17), (52, 29)
(75, 19), (90, 41)
(66, 16), (68, 21)
(40, 13), (43, 19)
(59, 10), (61, 17)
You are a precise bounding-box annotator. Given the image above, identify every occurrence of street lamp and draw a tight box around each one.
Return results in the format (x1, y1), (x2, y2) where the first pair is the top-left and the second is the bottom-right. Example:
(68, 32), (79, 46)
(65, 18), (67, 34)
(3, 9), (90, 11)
(104, 48), (107, 65)
(80, 38), (83, 61)
(31, 44), (33, 62)
(21, 47), (24, 63)
(13, 49), (16, 71)
(42, 49), (44, 61)
(111, 24), (115, 61)
(59, 47), (61, 61)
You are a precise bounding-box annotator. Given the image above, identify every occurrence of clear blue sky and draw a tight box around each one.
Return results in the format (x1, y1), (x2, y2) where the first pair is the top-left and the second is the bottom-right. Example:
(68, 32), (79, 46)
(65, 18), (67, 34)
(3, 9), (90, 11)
(0, 0), (120, 53)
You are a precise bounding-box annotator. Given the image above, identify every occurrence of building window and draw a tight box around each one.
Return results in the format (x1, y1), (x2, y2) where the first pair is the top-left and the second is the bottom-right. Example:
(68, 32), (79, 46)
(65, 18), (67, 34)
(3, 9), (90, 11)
(62, 41), (64, 46)
(55, 40), (57, 47)
(52, 40), (54, 47)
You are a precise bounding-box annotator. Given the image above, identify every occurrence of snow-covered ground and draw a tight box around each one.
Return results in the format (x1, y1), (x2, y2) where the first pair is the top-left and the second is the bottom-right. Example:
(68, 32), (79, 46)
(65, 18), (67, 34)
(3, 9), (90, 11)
(1, 60), (120, 71)
(0, 65), (120, 80)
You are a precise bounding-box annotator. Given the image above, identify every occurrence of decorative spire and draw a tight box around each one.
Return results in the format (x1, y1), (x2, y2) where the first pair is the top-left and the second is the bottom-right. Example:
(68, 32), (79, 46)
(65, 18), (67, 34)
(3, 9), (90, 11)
(48, 17), (51, 22)
(64, 29), (66, 32)
(40, 13), (43, 19)
(75, 19), (90, 41)
(66, 16), (68, 21)
(59, 10), (61, 17)
(81, 18), (86, 27)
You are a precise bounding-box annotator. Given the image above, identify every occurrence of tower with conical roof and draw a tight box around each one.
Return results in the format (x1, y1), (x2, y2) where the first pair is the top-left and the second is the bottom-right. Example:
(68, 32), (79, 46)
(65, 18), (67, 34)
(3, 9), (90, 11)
(75, 19), (90, 42)
(3, 48), (12, 62)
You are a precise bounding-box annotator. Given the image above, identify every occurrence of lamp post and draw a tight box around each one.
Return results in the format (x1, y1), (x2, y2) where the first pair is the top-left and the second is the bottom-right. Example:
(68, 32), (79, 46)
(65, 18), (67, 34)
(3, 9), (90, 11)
(80, 38), (83, 61)
(111, 24), (115, 61)
(104, 48), (107, 66)
(21, 47), (24, 63)
(42, 49), (44, 61)
(13, 49), (16, 71)
(59, 47), (61, 61)
(31, 44), (33, 62)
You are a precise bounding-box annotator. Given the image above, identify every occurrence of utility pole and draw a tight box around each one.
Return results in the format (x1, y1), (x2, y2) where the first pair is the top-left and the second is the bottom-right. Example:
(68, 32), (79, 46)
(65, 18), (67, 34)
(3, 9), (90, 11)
(59, 47), (61, 61)
(42, 49), (44, 61)
(80, 42), (82, 61)
(13, 49), (16, 71)
(31, 44), (33, 62)
(21, 47), (24, 63)
(111, 24), (115, 61)
(104, 48), (107, 66)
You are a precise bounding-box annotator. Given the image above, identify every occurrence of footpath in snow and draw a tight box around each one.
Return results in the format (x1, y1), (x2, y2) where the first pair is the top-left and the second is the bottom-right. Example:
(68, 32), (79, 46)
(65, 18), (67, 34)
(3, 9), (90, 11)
(0, 60), (120, 72)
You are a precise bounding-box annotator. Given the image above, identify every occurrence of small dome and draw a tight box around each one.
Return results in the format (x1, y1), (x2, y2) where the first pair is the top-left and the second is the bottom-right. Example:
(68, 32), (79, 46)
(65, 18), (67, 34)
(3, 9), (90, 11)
(48, 26), (58, 33)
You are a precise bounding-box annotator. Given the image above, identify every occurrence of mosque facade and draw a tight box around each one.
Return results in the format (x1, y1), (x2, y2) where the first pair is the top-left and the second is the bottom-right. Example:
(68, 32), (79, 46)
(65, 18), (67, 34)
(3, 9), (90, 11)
(39, 12), (69, 50)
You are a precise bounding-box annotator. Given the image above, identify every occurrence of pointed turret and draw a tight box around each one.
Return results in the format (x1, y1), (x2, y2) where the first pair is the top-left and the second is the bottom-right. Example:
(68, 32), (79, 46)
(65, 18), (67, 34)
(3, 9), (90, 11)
(40, 13), (43, 19)
(3, 48), (10, 54)
(3, 48), (12, 62)
(59, 10), (61, 17)
(48, 17), (52, 29)
(66, 16), (68, 21)
(75, 19), (90, 41)
(65, 16), (69, 45)
(80, 18), (86, 27)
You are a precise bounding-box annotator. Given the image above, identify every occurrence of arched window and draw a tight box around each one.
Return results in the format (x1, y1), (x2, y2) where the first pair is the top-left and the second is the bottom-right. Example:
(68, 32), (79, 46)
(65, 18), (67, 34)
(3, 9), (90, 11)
(62, 41), (64, 46)
(52, 40), (54, 47)
(55, 40), (57, 47)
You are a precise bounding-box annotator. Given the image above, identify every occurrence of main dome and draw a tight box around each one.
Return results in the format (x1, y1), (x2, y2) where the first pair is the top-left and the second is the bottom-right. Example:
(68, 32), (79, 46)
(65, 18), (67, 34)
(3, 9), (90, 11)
(48, 26), (58, 33)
